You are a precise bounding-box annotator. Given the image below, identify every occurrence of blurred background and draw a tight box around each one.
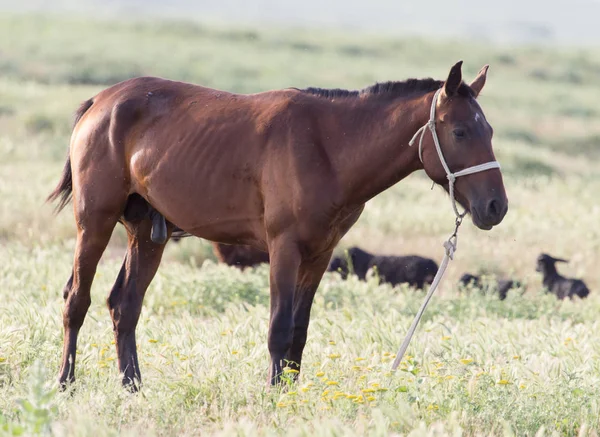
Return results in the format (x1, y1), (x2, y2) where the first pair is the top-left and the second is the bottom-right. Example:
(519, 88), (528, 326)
(4, 0), (600, 45)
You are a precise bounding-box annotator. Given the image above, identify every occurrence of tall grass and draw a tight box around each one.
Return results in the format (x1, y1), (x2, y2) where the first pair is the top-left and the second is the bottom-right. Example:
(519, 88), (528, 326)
(1, 245), (600, 436)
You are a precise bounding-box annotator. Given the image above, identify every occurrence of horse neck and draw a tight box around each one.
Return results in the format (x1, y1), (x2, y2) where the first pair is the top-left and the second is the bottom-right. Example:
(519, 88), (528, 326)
(324, 92), (433, 207)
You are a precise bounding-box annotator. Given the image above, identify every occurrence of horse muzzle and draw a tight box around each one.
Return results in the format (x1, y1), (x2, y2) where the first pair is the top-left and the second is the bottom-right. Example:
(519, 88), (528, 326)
(471, 196), (508, 230)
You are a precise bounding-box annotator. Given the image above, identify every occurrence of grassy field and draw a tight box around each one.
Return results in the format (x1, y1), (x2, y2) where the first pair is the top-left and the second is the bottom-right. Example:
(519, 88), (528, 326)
(1, 13), (600, 436)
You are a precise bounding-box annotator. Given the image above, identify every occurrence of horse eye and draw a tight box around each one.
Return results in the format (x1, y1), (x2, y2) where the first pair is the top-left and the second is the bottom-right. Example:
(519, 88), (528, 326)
(453, 128), (466, 139)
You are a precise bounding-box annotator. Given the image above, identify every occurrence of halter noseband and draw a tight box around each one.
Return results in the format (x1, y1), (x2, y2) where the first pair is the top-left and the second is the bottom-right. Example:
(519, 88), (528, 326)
(409, 88), (501, 218)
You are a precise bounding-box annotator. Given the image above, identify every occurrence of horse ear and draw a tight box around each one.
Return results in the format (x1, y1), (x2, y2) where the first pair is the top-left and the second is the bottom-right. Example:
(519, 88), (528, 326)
(469, 65), (489, 98)
(443, 60), (463, 97)
(553, 257), (569, 263)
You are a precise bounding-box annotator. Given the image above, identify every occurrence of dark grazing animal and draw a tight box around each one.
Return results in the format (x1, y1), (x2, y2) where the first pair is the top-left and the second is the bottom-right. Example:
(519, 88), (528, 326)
(459, 272), (521, 300)
(328, 246), (438, 289)
(535, 254), (590, 300)
(47, 62), (507, 389)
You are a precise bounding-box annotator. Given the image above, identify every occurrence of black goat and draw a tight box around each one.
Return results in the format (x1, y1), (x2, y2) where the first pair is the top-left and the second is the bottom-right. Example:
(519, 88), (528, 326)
(328, 246), (438, 289)
(535, 254), (590, 300)
(459, 273), (521, 300)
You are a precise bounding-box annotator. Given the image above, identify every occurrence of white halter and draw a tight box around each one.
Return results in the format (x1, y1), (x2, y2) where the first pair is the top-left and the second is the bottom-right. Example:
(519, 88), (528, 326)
(408, 88), (501, 219)
(391, 88), (502, 371)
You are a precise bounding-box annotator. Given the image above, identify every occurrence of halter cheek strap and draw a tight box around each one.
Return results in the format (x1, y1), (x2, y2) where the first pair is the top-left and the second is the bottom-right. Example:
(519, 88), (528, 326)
(391, 88), (503, 372)
(408, 88), (501, 219)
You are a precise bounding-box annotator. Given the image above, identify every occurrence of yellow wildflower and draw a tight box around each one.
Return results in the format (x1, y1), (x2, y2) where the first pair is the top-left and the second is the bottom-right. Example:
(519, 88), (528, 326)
(460, 358), (474, 365)
(316, 371), (325, 377)
(300, 382), (314, 392)
(283, 367), (299, 374)
(497, 379), (511, 385)
(328, 353), (341, 359)
(326, 381), (339, 386)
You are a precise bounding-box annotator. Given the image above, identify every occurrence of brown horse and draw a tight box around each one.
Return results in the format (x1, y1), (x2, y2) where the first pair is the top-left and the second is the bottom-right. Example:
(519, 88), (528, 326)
(48, 61), (507, 389)
(212, 242), (270, 269)
(171, 233), (270, 269)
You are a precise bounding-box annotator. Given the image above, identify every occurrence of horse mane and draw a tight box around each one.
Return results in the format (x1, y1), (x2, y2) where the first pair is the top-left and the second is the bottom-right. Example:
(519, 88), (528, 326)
(299, 78), (475, 100)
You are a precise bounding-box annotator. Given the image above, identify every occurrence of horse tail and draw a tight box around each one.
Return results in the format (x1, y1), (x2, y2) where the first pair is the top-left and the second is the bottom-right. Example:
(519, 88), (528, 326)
(47, 98), (94, 213)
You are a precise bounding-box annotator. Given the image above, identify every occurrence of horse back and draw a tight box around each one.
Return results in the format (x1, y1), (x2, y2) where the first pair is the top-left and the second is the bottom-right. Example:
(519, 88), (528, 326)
(71, 77), (331, 246)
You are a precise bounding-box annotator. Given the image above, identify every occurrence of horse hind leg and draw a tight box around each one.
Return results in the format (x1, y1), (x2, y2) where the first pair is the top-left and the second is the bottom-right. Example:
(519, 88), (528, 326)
(59, 210), (122, 388)
(107, 215), (171, 390)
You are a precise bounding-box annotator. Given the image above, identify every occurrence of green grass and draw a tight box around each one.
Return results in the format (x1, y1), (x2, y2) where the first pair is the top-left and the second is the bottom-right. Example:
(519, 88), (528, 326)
(1, 13), (600, 436)
(1, 245), (600, 436)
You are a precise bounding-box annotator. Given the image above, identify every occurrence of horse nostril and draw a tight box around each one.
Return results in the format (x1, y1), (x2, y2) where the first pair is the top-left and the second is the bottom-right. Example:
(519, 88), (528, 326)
(487, 199), (500, 218)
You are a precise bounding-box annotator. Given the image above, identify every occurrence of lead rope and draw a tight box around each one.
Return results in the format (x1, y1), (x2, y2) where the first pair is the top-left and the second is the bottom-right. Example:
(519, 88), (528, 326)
(391, 88), (501, 371)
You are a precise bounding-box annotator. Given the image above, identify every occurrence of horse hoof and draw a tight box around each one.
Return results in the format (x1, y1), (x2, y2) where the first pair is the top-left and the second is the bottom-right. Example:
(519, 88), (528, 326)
(122, 377), (142, 393)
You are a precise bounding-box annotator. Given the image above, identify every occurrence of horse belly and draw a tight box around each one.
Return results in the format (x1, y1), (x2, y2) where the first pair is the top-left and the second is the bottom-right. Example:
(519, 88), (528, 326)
(130, 143), (265, 246)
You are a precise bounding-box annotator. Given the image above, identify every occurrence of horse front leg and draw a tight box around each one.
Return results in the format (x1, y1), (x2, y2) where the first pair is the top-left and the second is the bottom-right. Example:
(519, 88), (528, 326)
(284, 251), (333, 379)
(266, 236), (301, 385)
